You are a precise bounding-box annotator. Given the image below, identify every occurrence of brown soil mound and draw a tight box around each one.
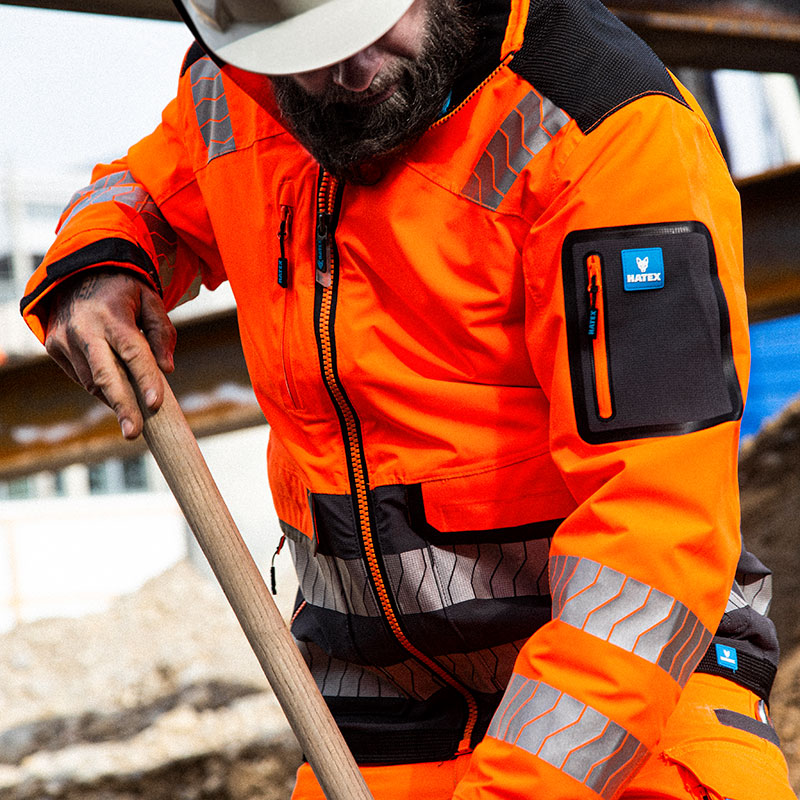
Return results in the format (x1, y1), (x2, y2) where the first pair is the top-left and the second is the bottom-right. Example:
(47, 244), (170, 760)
(740, 399), (800, 791)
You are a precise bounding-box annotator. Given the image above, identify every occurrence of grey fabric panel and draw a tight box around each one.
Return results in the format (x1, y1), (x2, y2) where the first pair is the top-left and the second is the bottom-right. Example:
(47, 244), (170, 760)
(714, 708), (781, 747)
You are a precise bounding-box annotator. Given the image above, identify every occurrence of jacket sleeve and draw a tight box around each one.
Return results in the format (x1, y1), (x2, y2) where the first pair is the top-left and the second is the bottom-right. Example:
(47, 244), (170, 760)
(20, 49), (226, 342)
(455, 90), (749, 798)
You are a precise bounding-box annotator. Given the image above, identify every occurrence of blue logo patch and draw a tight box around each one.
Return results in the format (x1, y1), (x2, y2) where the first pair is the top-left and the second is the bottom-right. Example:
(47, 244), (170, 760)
(715, 643), (739, 671)
(621, 247), (665, 291)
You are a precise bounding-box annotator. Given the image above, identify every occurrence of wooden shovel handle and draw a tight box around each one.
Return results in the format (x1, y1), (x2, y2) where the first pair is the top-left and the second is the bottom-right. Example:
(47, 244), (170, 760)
(140, 379), (373, 800)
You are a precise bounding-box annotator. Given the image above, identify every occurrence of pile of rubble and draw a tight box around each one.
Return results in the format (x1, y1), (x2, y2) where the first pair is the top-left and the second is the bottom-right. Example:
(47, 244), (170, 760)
(0, 561), (300, 800)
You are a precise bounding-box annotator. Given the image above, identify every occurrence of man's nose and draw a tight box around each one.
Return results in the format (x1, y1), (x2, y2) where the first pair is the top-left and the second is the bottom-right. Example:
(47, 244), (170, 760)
(331, 46), (386, 92)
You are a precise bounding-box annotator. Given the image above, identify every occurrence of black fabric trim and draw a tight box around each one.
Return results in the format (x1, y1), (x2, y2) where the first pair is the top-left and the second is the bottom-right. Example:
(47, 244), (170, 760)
(714, 709), (781, 748)
(695, 643), (777, 702)
(325, 692), (467, 764)
(509, 0), (688, 133)
(448, 0), (510, 108)
(406, 483), (562, 544)
(180, 39), (208, 77)
(20, 238), (161, 315)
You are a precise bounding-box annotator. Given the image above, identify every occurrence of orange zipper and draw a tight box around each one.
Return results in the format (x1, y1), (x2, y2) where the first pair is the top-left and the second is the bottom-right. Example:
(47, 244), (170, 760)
(586, 253), (613, 420)
(314, 173), (477, 753)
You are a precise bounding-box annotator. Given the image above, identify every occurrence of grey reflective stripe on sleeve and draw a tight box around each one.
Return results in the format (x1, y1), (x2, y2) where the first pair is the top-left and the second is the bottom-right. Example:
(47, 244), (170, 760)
(61, 171), (177, 269)
(550, 555), (713, 686)
(488, 673), (649, 798)
(190, 57), (236, 162)
(462, 90), (570, 210)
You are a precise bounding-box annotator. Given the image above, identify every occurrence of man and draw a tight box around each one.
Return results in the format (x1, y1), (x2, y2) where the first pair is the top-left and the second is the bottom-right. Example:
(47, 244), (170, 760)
(21, 1), (795, 798)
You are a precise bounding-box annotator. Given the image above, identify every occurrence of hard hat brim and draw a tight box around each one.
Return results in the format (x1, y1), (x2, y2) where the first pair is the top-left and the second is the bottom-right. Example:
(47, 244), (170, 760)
(178, 0), (418, 76)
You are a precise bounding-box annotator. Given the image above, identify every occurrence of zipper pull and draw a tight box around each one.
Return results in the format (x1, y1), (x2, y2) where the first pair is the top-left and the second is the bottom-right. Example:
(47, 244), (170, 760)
(316, 212), (331, 274)
(277, 206), (291, 288)
(586, 254), (602, 339)
(270, 533), (286, 595)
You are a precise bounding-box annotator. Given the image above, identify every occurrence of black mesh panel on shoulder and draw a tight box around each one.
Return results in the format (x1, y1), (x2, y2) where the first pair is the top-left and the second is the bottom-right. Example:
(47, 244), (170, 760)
(509, 0), (687, 133)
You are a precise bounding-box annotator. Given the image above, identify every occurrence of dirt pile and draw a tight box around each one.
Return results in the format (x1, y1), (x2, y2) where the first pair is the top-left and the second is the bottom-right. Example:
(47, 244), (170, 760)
(740, 398), (800, 790)
(0, 561), (300, 800)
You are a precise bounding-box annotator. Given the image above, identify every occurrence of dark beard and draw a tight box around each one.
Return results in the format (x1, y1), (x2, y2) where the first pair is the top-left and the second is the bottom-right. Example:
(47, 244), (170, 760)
(270, 0), (476, 183)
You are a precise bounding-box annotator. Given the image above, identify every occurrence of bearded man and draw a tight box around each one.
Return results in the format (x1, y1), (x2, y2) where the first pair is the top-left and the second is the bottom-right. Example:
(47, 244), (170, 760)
(22, 1), (795, 798)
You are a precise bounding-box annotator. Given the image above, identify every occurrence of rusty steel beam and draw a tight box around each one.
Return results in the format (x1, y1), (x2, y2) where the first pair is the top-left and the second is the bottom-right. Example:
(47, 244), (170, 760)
(739, 164), (800, 324)
(607, 1), (800, 73)
(3, 0), (179, 20)
(3, 0), (800, 73)
(0, 310), (263, 481)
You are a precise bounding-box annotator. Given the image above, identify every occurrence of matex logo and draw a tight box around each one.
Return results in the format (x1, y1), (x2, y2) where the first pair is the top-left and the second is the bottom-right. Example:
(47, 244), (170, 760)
(621, 247), (665, 291)
(715, 643), (739, 671)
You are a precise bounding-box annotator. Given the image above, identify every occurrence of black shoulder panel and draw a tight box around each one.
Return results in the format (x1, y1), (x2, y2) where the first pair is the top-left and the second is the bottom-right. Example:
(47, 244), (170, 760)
(509, 0), (688, 133)
(181, 40), (208, 77)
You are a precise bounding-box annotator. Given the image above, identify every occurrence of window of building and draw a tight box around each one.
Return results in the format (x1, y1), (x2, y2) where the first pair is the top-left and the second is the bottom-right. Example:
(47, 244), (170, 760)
(0, 476), (33, 500)
(121, 455), (148, 492)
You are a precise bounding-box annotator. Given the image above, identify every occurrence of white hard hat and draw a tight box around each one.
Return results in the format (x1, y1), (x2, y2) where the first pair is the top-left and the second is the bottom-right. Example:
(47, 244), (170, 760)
(175, 0), (417, 75)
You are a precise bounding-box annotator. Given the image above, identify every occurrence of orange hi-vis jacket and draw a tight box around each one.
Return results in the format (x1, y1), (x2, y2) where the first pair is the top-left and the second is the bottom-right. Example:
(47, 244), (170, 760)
(22, 1), (781, 797)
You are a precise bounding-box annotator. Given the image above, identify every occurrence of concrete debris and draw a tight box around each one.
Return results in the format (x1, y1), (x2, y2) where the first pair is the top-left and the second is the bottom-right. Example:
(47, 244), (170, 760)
(0, 561), (300, 800)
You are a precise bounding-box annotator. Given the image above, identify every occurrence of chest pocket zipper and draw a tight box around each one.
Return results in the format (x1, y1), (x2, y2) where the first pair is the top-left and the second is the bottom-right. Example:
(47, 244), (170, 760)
(586, 253), (614, 420)
(276, 200), (302, 409)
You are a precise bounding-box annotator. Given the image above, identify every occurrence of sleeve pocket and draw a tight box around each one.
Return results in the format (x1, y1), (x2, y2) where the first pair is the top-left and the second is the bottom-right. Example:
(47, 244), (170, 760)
(562, 221), (743, 444)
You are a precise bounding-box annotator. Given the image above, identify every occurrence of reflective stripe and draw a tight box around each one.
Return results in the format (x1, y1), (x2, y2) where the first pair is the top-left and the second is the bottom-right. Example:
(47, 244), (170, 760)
(550, 555), (712, 686)
(488, 673), (648, 799)
(462, 90), (570, 210)
(734, 570), (772, 616)
(289, 538), (382, 617)
(297, 640), (408, 699)
(385, 539), (550, 614)
(61, 171), (176, 269)
(291, 536), (550, 617)
(297, 638), (525, 700)
(190, 57), (236, 162)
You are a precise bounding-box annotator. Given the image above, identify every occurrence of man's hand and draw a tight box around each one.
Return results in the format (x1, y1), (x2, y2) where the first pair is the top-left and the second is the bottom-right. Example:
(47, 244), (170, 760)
(44, 271), (177, 440)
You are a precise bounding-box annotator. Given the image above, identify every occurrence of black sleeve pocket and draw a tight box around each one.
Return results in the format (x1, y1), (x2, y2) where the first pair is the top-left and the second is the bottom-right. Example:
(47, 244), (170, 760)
(562, 221), (743, 444)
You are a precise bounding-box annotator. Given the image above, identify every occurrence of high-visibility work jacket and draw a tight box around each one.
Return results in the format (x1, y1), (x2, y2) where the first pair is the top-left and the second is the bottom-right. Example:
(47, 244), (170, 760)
(22, 1), (781, 797)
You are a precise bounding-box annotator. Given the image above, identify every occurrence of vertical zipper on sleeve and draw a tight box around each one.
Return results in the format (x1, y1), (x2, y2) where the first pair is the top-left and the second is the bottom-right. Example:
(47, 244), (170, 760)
(586, 253), (613, 420)
(313, 171), (478, 754)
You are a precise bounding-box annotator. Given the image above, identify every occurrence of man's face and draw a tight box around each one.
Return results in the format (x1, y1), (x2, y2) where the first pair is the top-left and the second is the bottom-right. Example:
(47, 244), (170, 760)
(270, 0), (475, 182)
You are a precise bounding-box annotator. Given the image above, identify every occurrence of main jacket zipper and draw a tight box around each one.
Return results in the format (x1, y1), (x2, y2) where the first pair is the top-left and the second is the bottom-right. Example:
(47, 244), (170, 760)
(313, 172), (478, 754)
(586, 253), (613, 420)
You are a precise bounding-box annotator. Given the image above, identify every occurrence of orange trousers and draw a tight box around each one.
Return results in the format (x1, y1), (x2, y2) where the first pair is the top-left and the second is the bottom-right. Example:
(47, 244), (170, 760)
(291, 674), (796, 800)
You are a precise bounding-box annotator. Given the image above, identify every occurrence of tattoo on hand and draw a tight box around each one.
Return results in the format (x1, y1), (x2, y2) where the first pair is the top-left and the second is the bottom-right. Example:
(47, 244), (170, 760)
(54, 273), (114, 327)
